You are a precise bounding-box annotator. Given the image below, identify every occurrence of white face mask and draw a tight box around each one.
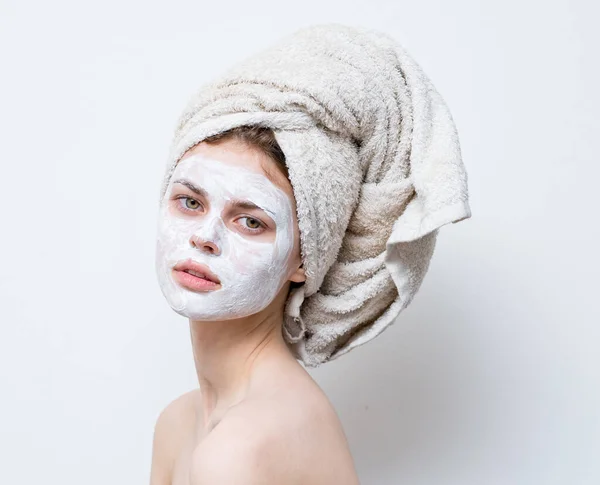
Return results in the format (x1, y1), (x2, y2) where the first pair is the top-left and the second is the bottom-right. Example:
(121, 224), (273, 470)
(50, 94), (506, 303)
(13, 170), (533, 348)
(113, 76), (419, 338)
(155, 153), (297, 320)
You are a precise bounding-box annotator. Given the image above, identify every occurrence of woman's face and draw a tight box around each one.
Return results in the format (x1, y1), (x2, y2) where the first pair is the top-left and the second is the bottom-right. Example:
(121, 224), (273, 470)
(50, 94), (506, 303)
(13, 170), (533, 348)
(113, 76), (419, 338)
(155, 139), (304, 320)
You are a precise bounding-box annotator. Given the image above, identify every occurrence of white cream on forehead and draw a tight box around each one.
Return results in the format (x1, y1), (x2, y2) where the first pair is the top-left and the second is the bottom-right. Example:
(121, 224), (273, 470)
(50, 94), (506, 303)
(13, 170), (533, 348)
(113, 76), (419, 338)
(155, 153), (296, 320)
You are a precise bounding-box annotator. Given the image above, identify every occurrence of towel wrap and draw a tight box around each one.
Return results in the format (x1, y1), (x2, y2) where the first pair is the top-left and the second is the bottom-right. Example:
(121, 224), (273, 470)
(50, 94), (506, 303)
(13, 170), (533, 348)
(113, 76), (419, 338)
(159, 23), (472, 367)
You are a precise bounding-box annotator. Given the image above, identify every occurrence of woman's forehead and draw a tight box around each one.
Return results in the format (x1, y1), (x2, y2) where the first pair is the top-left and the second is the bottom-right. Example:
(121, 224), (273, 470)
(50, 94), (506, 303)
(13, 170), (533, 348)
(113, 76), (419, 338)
(176, 142), (295, 205)
(173, 154), (273, 189)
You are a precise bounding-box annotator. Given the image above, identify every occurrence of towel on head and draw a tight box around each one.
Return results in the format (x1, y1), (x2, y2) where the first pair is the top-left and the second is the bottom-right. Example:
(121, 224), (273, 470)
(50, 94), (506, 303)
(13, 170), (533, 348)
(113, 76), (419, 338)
(159, 23), (471, 368)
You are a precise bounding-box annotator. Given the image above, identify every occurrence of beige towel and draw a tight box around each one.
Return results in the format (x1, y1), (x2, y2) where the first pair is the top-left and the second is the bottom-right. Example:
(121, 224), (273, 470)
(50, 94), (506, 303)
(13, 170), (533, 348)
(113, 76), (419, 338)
(159, 23), (472, 368)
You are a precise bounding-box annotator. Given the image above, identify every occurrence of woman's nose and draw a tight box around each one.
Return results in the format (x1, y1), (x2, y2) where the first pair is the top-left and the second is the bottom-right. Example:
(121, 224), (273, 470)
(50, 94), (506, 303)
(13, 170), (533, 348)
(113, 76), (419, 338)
(189, 233), (221, 255)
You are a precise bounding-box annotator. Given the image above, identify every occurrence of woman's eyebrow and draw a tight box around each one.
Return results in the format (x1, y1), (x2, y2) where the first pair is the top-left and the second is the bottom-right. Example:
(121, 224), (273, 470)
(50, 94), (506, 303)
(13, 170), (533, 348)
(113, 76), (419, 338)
(229, 198), (276, 217)
(172, 179), (208, 198)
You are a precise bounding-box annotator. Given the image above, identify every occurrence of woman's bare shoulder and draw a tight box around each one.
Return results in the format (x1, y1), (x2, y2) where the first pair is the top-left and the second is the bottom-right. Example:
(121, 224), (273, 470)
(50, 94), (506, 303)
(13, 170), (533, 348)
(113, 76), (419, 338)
(154, 388), (199, 433)
(195, 381), (359, 484)
(150, 389), (199, 485)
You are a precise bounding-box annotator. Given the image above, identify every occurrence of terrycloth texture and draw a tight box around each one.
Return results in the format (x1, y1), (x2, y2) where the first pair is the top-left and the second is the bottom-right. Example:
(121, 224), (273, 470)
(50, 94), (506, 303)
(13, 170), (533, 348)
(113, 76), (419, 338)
(159, 23), (471, 368)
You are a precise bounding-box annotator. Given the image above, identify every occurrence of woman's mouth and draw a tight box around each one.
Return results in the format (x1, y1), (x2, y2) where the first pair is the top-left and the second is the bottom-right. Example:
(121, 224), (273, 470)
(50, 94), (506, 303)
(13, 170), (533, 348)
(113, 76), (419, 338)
(172, 260), (221, 292)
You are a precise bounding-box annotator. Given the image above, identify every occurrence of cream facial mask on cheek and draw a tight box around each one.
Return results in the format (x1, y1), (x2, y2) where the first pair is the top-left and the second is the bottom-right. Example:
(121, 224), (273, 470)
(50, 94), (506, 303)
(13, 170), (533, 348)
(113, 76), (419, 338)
(155, 154), (296, 320)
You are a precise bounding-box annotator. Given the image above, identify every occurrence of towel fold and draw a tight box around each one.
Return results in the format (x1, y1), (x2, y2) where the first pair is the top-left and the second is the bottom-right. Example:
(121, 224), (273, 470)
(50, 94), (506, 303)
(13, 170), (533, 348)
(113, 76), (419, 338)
(159, 23), (471, 368)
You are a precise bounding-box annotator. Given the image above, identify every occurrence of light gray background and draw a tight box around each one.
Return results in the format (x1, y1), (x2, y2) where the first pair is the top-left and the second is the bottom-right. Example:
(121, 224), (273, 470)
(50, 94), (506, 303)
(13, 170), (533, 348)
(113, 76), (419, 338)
(0, 1), (598, 484)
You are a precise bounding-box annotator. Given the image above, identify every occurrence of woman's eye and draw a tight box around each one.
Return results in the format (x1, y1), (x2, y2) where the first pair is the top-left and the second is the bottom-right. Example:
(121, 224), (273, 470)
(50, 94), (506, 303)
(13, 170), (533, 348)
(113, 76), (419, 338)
(238, 216), (265, 233)
(184, 198), (200, 210)
(174, 196), (203, 213)
(245, 218), (261, 229)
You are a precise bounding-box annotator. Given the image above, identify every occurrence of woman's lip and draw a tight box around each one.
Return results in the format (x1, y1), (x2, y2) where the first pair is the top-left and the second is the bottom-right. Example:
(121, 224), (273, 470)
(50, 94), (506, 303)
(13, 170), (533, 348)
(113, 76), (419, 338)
(171, 268), (221, 292)
(172, 259), (221, 284)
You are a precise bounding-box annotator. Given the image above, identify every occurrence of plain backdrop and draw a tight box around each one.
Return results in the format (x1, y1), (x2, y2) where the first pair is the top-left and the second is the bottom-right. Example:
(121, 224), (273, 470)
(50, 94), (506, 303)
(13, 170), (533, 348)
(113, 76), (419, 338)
(0, 1), (598, 484)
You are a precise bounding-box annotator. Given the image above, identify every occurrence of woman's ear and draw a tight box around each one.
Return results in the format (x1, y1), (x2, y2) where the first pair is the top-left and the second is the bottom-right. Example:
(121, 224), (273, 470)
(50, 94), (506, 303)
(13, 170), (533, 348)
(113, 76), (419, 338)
(289, 265), (306, 284)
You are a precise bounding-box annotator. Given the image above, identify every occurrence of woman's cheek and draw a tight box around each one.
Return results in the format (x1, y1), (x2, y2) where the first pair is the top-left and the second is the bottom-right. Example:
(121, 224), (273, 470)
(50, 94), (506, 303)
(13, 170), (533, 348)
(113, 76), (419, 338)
(167, 218), (198, 248)
(228, 236), (275, 275)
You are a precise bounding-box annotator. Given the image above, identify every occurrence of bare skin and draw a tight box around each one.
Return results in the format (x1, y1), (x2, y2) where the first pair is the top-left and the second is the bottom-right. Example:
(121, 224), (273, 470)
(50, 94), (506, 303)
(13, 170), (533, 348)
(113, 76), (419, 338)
(150, 139), (361, 485)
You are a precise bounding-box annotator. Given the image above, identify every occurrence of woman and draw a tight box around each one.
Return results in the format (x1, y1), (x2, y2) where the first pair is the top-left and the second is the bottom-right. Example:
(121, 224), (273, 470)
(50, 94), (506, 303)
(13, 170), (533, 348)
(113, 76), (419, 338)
(150, 23), (471, 484)
(151, 126), (360, 484)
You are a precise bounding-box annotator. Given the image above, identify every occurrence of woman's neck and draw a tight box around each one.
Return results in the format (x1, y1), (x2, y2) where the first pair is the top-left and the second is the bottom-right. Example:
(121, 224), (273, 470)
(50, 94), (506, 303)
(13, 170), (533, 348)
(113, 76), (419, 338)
(188, 307), (294, 430)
